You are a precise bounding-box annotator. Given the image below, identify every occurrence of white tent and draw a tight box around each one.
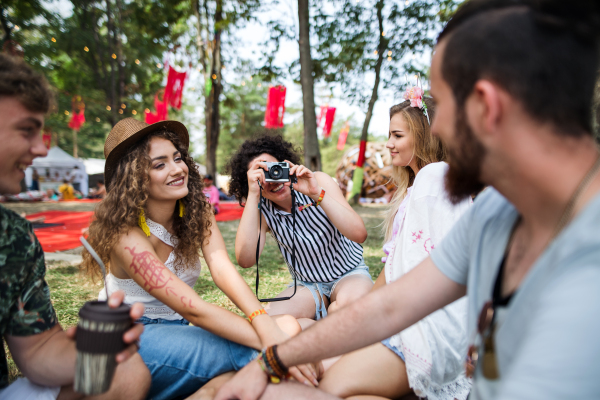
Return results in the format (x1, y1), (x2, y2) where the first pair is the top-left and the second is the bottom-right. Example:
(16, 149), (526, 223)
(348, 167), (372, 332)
(26, 147), (89, 195)
(81, 158), (106, 175)
(26, 148), (207, 196)
(79, 159), (203, 176)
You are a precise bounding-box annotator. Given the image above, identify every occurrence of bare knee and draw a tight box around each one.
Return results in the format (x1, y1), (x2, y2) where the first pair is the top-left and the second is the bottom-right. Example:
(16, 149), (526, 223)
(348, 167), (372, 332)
(319, 373), (355, 398)
(334, 292), (361, 310)
(297, 318), (316, 330)
(274, 314), (302, 337)
(333, 279), (373, 309)
(327, 301), (341, 314)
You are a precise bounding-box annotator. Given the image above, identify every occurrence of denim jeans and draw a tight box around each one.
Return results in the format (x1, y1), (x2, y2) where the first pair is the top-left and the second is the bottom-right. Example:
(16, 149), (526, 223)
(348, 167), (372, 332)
(137, 316), (258, 400)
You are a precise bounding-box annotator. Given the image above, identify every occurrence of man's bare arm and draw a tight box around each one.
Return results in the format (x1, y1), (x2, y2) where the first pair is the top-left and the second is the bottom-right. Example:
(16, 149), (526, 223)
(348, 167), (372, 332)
(214, 258), (465, 400)
(5, 291), (144, 387)
(6, 324), (75, 386)
(279, 257), (466, 367)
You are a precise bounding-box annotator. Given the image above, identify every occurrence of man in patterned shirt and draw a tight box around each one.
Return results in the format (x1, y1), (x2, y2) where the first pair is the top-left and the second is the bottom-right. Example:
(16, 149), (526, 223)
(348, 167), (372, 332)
(0, 55), (150, 399)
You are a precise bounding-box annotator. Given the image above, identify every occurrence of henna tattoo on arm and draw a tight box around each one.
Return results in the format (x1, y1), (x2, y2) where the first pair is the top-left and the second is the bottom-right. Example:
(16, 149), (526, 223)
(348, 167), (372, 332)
(180, 296), (196, 309)
(125, 246), (175, 293)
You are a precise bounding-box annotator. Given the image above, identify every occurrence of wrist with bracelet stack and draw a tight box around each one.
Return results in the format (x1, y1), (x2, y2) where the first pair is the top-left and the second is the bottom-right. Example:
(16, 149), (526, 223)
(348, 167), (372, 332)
(298, 187), (326, 212)
(255, 345), (290, 383)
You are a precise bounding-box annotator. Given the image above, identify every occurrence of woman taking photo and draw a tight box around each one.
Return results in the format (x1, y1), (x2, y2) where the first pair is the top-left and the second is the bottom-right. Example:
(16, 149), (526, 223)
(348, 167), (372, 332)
(319, 92), (472, 400)
(82, 119), (316, 400)
(227, 135), (372, 327)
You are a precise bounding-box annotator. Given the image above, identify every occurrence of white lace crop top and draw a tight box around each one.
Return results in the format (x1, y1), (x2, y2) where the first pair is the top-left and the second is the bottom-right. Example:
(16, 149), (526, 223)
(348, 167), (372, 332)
(98, 218), (202, 320)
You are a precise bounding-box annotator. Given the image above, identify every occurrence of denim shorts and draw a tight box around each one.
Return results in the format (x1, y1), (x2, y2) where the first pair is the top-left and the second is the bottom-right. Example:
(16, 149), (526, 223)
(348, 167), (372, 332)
(287, 261), (372, 320)
(381, 337), (406, 362)
(137, 316), (258, 400)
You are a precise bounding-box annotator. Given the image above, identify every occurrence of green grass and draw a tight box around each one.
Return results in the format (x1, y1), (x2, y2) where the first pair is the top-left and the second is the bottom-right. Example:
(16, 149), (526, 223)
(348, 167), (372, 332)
(6, 205), (386, 382)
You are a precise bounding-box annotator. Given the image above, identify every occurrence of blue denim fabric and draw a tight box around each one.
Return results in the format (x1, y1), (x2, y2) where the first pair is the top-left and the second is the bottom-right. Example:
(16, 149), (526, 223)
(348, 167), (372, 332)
(287, 262), (372, 320)
(381, 337), (406, 362)
(137, 317), (258, 400)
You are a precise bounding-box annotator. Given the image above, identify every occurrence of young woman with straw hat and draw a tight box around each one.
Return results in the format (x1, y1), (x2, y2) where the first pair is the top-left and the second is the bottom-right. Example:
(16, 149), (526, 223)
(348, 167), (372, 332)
(82, 118), (319, 400)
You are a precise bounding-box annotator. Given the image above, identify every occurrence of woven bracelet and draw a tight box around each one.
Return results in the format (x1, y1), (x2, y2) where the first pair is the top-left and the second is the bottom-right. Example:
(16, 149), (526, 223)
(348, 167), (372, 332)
(248, 308), (267, 323)
(256, 353), (282, 384)
(298, 188), (325, 212)
(257, 348), (288, 384)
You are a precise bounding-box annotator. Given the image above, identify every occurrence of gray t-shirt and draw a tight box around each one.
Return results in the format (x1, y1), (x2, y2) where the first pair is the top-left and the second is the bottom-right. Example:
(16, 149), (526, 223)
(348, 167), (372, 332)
(431, 188), (600, 400)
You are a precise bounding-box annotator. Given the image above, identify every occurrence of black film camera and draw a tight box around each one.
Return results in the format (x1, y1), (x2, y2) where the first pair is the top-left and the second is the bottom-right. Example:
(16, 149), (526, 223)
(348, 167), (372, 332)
(264, 162), (290, 182)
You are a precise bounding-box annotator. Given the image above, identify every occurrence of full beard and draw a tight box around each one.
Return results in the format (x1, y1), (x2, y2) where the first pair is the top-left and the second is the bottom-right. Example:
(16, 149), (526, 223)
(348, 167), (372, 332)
(445, 107), (486, 204)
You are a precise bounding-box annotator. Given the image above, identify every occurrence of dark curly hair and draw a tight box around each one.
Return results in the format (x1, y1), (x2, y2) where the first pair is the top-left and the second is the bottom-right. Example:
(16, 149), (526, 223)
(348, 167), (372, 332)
(226, 134), (302, 205)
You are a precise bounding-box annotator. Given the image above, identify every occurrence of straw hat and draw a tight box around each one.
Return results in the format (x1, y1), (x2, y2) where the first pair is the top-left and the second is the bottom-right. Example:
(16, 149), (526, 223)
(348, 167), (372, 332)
(104, 118), (189, 190)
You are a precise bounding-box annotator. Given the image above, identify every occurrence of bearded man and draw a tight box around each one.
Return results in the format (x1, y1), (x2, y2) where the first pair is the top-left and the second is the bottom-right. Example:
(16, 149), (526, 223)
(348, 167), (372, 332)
(214, 0), (600, 399)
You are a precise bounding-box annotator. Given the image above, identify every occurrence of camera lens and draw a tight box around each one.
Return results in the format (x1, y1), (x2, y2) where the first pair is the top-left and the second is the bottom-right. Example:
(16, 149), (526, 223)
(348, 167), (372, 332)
(270, 165), (283, 179)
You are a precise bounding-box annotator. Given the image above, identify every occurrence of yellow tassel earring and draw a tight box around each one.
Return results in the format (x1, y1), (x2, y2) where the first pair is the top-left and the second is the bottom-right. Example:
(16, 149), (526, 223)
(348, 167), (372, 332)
(138, 208), (151, 237)
(179, 200), (186, 217)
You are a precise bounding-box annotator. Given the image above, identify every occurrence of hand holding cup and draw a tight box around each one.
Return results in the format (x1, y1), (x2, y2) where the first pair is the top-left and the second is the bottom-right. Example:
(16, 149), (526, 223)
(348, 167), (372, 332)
(66, 290), (144, 362)
(69, 290), (144, 395)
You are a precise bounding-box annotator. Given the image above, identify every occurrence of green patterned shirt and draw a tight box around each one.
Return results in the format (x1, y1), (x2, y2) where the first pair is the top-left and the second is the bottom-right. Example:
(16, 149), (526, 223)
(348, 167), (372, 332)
(0, 205), (57, 388)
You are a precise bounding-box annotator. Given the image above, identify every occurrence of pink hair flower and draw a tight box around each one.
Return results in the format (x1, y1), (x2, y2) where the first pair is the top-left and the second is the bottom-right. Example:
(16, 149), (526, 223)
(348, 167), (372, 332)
(403, 86), (424, 109)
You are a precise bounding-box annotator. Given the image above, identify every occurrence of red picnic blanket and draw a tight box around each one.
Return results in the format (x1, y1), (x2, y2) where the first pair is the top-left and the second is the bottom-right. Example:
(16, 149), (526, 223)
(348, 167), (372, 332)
(27, 211), (94, 252)
(215, 202), (244, 221)
(27, 203), (244, 253)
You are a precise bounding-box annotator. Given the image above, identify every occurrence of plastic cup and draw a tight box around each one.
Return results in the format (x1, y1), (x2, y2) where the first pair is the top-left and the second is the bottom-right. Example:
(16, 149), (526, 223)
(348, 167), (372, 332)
(74, 301), (132, 395)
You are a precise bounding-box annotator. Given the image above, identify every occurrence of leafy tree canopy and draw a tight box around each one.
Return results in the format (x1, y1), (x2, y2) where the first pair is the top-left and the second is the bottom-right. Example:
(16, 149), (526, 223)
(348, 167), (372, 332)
(3, 0), (189, 158)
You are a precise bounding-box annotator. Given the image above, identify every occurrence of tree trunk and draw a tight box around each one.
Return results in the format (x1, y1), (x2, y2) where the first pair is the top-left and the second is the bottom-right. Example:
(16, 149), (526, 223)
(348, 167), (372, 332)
(81, 6), (107, 95)
(359, 0), (386, 144)
(193, 0), (207, 71)
(205, 0), (222, 178)
(73, 130), (78, 158)
(297, 0), (321, 171)
(352, 0), (387, 204)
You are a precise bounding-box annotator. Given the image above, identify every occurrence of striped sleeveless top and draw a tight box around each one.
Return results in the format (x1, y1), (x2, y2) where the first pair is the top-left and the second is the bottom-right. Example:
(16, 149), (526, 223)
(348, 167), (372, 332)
(260, 191), (363, 283)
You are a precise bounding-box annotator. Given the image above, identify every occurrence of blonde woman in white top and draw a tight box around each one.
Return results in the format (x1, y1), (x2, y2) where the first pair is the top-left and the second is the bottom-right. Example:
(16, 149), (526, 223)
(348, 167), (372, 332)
(319, 95), (471, 400)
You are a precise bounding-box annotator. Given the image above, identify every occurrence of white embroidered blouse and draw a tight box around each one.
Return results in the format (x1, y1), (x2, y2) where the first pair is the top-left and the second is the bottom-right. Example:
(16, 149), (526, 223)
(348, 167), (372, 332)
(384, 162), (472, 400)
(98, 218), (202, 320)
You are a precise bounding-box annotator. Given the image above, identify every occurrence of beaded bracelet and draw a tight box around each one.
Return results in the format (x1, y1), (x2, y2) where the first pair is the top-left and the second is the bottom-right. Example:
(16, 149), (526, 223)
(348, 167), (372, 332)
(256, 345), (289, 384)
(266, 345), (287, 377)
(248, 308), (267, 323)
(298, 188), (325, 212)
(256, 353), (282, 384)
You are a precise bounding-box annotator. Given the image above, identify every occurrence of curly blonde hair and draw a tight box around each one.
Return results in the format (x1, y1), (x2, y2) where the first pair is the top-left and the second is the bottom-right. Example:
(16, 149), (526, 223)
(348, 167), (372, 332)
(382, 98), (446, 242)
(82, 130), (213, 280)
